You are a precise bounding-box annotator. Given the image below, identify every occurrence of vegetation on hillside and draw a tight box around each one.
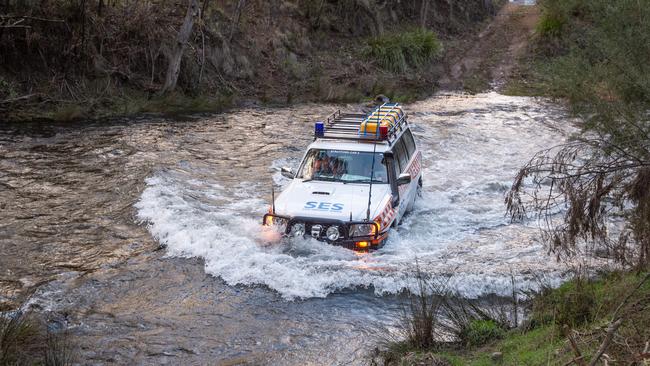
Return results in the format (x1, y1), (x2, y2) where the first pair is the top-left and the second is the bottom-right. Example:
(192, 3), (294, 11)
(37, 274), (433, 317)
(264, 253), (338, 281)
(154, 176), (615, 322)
(0, 0), (501, 121)
(363, 29), (442, 73)
(506, 0), (650, 270)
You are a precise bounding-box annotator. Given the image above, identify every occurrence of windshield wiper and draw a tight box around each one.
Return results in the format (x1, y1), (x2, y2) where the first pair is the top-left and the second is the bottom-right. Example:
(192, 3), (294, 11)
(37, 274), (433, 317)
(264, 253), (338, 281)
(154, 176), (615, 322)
(303, 176), (337, 183)
(343, 179), (370, 184)
(343, 179), (385, 184)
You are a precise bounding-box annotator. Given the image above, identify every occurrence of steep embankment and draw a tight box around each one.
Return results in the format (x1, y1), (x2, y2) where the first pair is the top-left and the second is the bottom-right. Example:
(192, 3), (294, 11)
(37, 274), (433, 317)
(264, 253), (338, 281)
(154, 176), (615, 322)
(439, 2), (540, 92)
(0, 0), (503, 122)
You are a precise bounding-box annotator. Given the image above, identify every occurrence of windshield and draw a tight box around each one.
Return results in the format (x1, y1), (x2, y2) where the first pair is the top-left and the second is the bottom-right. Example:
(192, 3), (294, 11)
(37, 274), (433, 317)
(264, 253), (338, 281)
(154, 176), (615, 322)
(297, 149), (388, 183)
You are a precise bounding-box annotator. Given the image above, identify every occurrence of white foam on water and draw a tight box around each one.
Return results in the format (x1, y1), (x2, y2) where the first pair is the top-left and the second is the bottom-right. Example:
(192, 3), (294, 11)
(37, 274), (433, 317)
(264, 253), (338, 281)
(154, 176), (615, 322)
(135, 93), (592, 300)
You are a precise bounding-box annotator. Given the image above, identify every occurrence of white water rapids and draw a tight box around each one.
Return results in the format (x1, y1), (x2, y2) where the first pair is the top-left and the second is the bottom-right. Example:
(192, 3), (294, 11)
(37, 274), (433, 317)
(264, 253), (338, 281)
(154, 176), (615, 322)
(134, 92), (584, 300)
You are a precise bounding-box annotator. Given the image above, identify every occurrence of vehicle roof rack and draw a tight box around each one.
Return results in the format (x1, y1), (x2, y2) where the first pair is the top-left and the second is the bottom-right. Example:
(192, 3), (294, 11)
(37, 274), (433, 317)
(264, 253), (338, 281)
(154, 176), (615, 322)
(314, 102), (408, 143)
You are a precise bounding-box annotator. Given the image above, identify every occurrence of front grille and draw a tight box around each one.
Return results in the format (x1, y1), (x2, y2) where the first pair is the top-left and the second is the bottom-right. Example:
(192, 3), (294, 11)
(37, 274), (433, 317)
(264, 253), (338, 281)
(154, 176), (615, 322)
(311, 224), (322, 238)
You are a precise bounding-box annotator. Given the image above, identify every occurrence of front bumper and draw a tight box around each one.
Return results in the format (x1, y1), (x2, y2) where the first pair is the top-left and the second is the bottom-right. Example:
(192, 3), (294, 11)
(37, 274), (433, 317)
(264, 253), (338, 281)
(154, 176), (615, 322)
(262, 213), (384, 250)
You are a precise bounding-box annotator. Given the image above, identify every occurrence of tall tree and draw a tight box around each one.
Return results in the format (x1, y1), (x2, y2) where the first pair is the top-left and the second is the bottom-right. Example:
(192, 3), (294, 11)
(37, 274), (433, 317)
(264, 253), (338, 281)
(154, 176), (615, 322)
(420, 0), (429, 29)
(161, 0), (200, 94)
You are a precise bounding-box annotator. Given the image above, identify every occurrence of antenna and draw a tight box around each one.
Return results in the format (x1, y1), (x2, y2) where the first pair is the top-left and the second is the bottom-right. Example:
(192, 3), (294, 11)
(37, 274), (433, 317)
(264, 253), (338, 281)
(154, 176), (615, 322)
(366, 125), (379, 221)
(271, 185), (275, 214)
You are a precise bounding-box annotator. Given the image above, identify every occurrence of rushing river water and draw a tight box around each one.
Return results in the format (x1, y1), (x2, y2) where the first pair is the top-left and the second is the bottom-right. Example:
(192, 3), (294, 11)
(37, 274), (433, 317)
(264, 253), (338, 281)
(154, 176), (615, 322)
(0, 92), (591, 364)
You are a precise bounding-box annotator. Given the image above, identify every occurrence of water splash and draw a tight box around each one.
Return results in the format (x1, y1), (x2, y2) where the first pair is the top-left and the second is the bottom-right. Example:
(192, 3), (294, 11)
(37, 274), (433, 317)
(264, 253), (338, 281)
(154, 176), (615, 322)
(136, 93), (584, 299)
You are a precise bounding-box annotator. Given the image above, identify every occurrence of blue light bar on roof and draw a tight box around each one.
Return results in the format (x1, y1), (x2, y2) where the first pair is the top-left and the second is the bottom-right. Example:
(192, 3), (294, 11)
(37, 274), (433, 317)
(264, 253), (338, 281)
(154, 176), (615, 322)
(315, 121), (324, 137)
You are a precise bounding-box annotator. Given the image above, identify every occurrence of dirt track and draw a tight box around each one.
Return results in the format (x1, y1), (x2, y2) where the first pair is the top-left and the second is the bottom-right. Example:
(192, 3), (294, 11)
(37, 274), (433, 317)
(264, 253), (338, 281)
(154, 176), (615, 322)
(439, 2), (540, 91)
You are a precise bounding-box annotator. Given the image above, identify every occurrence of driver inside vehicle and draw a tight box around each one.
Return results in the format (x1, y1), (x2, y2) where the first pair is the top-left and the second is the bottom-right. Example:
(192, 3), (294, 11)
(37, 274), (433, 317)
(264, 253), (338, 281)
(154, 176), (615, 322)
(312, 152), (331, 176)
(331, 158), (347, 178)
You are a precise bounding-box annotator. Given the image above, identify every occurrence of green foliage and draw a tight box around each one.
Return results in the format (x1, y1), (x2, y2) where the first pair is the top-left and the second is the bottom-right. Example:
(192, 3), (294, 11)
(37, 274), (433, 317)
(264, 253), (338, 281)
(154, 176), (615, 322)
(535, 0), (583, 39)
(0, 77), (18, 100)
(363, 30), (442, 73)
(536, 13), (564, 38)
(509, 0), (650, 269)
(459, 320), (505, 347)
(493, 326), (564, 365)
(374, 272), (650, 366)
(380, 272), (650, 365)
(531, 278), (596, 328)
(535, 0), (650, 146)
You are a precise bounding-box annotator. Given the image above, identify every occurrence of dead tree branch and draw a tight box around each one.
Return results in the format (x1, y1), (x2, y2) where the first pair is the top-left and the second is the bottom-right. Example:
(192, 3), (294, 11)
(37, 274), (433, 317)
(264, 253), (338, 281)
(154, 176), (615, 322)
(564, 325), (587, 366)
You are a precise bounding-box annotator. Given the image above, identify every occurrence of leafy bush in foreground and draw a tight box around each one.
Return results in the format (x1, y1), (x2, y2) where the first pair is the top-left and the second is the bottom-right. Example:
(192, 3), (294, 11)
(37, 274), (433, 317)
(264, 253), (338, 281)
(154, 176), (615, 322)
(459, 319), (505, 347)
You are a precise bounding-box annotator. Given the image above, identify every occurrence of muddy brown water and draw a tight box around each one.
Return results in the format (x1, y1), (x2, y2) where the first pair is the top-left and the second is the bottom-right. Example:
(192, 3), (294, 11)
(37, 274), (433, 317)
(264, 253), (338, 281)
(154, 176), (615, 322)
(1, 92), (590, 364)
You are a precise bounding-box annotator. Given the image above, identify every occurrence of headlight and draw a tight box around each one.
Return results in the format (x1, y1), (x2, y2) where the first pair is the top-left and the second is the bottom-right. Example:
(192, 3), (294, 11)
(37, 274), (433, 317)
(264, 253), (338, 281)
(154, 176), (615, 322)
(349, 223), (377, 237)
(326, 226), (340, 241)
(264, 215), (287, 228)
(290, 223), (305, 237)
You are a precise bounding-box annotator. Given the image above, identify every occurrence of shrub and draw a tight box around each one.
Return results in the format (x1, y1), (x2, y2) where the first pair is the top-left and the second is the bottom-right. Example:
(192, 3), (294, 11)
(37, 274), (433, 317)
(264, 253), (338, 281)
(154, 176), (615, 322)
(535, 0), (586, 39)
(0, 312), (75, 365)
(442, 296), (511, 348)
(459, 319), (505, 347)
(0, 77), (17, 100)
(44, 329), (75, 366)
(400, 271), (447, 350)
(363, 29), (442, 73)
(0, 312), (39, 365)
(530, 278), (596, 328)
(536, 12), (565, 38)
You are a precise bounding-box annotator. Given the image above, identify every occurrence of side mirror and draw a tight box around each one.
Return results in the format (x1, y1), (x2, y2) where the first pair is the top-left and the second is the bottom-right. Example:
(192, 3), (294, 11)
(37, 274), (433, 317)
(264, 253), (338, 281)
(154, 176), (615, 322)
(281, 166), (295, 179)
(396, 173), (411, 186)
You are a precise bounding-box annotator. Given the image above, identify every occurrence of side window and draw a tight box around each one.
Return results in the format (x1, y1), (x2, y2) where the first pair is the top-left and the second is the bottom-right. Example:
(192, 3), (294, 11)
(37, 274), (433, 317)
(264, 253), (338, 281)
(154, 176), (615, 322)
(391, 156), (400, 181)
(393, 139), (409, 173)
(403, 129), (416, 157)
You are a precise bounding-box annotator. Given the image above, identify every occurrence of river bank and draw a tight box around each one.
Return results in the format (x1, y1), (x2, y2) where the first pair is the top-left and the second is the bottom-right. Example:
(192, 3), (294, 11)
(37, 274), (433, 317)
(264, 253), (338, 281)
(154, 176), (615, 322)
(373, 271), (650, 366)
(1, 0), (509, 123)
(6, 1), (647, 365)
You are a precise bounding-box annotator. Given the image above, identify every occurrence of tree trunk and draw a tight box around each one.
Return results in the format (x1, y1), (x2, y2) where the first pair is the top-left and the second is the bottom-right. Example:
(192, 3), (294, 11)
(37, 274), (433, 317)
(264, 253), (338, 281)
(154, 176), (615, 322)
(483, 0), (494, 16)
(356, 0), (383, 37)
(161, 0), (200, 94)
(420, 0), (429, 29)
(228, 0), (245, 42)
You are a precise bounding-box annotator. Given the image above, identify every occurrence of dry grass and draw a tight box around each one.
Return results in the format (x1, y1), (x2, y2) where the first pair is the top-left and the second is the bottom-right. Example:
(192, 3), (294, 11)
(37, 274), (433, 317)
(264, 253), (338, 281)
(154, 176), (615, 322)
(0, 311), (75, 366)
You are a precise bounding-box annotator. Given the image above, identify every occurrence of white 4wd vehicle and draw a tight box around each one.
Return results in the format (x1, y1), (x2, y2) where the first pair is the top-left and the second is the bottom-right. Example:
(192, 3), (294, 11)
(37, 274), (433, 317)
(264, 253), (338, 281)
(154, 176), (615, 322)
(263, 103), (422, 250)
